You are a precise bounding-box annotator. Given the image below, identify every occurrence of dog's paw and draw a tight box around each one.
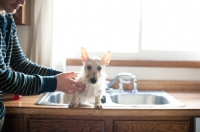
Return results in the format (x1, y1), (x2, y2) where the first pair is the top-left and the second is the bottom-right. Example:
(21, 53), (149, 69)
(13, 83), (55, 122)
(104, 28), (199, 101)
(94, 103), (103, 109)
(69, 102), (79, 108)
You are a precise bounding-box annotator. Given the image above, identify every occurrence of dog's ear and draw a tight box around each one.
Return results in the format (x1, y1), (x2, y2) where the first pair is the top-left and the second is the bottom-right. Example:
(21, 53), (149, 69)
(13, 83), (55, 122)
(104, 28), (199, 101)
(81, 47), (89, 62)
(101, 51), (111, 65)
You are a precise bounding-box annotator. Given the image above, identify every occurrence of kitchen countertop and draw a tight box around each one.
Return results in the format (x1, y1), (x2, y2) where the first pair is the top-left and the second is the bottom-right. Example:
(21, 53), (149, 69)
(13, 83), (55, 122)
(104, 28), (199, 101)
(3, 92), (200, 117)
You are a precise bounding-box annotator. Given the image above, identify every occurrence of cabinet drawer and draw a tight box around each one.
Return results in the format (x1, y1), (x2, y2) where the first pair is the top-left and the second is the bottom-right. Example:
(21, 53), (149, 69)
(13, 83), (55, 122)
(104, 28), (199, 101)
(115, 121), (189, 132)
(28, 119), (105, 132)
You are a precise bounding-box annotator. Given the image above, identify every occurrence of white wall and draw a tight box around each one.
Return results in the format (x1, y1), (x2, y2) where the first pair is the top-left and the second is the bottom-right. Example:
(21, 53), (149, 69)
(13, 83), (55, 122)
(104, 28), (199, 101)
(17, 25), (200, 81)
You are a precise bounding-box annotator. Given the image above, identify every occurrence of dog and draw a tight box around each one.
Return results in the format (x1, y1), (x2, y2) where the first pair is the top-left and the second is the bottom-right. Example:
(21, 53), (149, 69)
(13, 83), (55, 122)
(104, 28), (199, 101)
(69, 47), (111, 109)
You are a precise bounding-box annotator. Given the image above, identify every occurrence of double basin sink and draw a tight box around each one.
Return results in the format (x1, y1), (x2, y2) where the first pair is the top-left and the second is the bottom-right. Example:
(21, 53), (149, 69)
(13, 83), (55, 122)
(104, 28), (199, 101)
(35, 90), (184, 107)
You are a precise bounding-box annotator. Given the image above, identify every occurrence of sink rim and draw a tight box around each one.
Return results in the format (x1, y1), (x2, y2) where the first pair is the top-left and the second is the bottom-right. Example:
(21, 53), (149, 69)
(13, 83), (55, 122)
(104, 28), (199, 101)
(35, 91), (71, 106)
(109, 93), (170, 105)
(35, 90), (185, 107)
(103, 90), (185, 107)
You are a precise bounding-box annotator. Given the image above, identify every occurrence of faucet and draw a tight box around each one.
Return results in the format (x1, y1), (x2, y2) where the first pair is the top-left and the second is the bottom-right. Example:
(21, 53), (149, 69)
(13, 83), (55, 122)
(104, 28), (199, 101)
(107, 72), (138, 93)
(131, 74), (138, 93)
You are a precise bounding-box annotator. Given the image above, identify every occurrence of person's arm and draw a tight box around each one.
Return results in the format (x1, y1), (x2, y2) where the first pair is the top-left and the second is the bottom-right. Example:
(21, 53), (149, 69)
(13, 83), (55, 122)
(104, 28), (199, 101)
(0, 52), (57, 95)
(0, 14), (85, 96)
(0, 15), (60, 95)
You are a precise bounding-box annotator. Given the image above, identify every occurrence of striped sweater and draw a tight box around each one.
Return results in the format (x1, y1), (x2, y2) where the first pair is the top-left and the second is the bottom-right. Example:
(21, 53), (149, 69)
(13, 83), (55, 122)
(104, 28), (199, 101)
(0, 13), (62, 119)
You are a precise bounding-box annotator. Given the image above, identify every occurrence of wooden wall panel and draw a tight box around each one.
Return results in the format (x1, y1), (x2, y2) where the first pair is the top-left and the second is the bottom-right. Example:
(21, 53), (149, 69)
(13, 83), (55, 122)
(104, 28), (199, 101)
(66, 59), (200, 68)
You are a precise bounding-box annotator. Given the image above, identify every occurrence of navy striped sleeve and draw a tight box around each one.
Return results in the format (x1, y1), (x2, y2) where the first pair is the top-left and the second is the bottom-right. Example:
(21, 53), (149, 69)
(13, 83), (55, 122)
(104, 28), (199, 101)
(0, 13), (62, 95)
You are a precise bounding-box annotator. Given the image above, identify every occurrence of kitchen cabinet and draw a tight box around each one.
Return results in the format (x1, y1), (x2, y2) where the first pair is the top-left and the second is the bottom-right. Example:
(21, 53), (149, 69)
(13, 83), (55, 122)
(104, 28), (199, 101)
(2, 114), (24, 132)
(3, 114), (193, 132)
(28, 119), (105, 132)
(115, 121), (189, 132)
(13, 0), (30, 25)
(3, 92), (200, 132)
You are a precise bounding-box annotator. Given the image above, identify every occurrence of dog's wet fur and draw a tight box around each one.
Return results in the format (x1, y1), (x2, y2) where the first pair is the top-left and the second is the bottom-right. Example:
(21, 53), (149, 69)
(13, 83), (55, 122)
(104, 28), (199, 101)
(69, 47), (111, 109)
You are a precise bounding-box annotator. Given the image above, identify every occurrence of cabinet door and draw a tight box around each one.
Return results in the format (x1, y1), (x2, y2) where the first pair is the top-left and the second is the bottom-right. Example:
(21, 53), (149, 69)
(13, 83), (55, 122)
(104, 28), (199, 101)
(28, 119), (105, 132)
(2, 114), (24, 132)
(115, 121), (189, 132)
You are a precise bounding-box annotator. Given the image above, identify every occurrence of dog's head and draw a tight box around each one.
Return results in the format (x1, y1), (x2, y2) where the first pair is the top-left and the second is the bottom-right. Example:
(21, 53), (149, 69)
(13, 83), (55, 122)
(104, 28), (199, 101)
(81, 47), (111, 84)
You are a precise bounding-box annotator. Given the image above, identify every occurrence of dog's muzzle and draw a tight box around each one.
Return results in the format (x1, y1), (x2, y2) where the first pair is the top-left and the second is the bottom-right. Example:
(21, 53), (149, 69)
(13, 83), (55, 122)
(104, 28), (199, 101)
(90, 78), (97, 84)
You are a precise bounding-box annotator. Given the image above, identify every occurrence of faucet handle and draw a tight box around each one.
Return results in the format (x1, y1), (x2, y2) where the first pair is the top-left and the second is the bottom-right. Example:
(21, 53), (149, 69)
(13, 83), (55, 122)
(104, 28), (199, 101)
(105, 81), (110, 90)
(119, 78), (131, 84)
(118, 78), (131, 90)
(118, 72), (133, 79)
(118, 73), (138, 93)
(131, 75), (138, 93)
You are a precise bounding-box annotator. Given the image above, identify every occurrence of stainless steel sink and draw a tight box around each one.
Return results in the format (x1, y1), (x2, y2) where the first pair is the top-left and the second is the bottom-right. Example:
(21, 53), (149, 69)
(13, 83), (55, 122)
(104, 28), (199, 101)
(110, 93), (169, 105)
(35, 91), (71, 106)
(103, 91), (184, 107)
(35, 91), (184, 107)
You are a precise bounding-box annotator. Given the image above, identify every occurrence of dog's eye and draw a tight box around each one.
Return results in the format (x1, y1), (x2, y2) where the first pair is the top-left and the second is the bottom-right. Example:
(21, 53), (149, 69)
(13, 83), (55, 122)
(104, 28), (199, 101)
(97, 66), (101, 71)
(87, 65), (92, 70)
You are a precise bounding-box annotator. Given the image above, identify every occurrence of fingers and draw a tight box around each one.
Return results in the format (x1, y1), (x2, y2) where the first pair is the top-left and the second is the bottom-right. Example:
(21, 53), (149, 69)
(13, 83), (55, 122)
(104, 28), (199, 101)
(63, 83), (85, 95)
(56, 72), (85, 94)
(65, 89), (75, 94)
(63, 77), (85, 94)
(68, 79), (85, 91)
(64, 72), (78, 79)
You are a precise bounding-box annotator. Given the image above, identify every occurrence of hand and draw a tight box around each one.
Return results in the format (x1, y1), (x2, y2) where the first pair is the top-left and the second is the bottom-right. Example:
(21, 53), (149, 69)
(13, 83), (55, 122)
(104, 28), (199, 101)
(56, 72), (85, 94)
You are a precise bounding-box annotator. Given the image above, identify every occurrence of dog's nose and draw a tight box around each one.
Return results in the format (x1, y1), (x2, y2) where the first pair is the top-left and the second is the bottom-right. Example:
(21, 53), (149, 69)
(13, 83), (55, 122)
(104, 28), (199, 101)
(90, 78), (97, 84)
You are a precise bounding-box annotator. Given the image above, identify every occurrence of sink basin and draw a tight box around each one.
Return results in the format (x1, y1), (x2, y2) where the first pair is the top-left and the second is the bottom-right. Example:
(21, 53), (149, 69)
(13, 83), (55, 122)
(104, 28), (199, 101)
(35, 91), (184, 107)
(110, 93), (169, 105)
(103, 91), (184, 107)
(35, 91), (71, 106)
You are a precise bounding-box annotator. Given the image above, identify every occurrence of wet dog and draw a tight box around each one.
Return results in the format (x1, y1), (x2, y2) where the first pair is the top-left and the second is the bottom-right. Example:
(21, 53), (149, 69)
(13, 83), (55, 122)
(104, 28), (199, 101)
(69, 47), (111, 109)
